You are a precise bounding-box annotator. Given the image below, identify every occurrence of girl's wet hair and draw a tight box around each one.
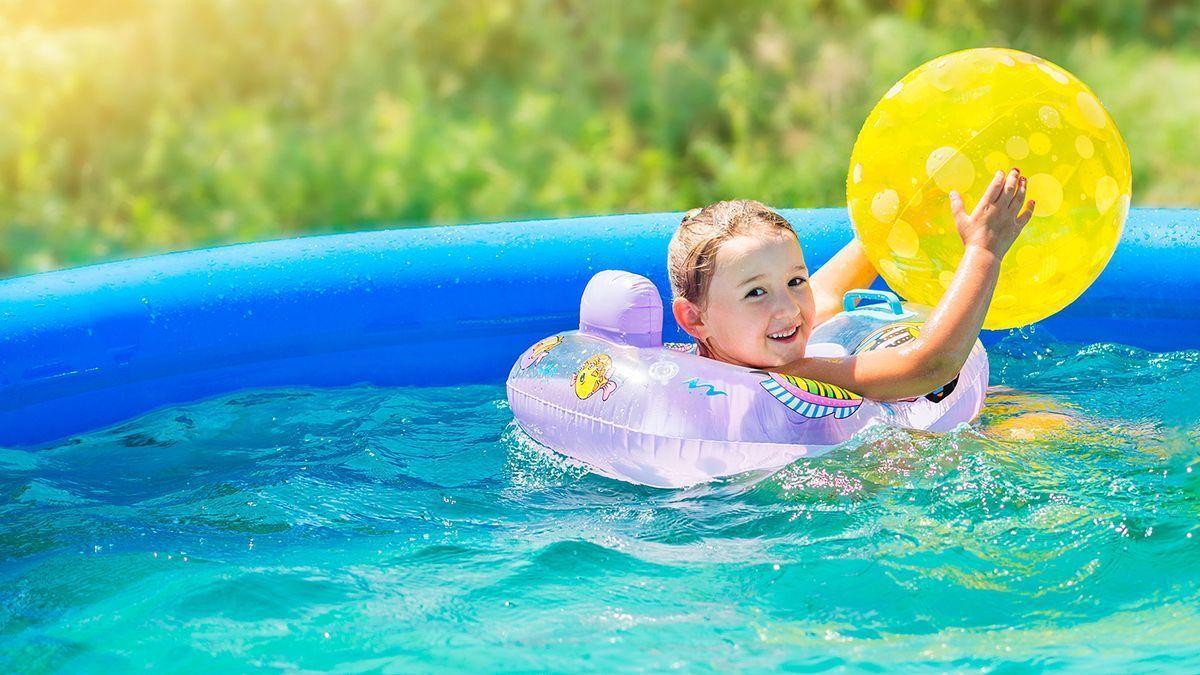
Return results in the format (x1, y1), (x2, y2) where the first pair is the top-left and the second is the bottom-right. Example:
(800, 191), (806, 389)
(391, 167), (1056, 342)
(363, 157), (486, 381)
(667, 200), (796, 305)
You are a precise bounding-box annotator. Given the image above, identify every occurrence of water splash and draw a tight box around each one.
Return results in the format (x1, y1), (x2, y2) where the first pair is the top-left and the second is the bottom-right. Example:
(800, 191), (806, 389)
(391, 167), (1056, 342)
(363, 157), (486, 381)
(1, 342), (1198, 671)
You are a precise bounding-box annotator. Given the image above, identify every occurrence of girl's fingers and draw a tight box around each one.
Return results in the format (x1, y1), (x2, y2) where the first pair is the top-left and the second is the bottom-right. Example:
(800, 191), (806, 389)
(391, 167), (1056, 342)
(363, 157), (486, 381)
(981, 170), (1005, 205)
(1002, 168), (1020, 196)
(948, 190), (967, 225)
(1016, 200), (1036, 227)
(1010, 176), (1027, 208)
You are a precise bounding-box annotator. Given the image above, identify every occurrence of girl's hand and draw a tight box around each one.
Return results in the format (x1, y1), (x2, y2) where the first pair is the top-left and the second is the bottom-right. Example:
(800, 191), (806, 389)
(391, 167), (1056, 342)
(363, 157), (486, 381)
(949, 168), (1035, 257)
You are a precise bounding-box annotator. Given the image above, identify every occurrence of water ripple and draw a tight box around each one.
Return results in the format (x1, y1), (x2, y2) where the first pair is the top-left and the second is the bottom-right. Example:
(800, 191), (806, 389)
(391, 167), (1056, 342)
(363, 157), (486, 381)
(0, 344), (1198, 670)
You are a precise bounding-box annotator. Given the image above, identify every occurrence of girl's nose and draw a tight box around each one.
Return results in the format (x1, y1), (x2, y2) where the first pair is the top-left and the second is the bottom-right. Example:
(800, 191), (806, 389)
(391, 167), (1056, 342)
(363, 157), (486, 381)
(771, 295), (800, 319)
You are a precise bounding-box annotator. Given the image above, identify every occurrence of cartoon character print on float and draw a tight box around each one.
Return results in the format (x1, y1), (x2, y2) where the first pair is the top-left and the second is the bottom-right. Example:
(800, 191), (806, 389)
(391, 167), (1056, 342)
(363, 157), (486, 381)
(574, 354), (619, 401)
(520, 335), (564, 370)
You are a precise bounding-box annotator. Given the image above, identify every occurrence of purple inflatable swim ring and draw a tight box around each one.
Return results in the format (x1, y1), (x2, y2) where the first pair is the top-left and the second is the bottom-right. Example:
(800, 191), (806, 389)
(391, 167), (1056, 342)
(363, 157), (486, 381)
(506, 270), (988, 488)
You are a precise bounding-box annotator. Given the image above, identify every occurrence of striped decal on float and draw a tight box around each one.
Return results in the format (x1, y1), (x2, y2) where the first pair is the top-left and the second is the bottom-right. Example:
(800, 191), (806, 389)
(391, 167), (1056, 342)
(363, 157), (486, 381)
(759, 373), (862, 419)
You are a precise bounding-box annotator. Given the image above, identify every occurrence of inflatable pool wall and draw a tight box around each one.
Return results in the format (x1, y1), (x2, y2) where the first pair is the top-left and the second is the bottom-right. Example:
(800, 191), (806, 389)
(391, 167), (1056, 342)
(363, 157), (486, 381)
(2, 208), (1198, 447)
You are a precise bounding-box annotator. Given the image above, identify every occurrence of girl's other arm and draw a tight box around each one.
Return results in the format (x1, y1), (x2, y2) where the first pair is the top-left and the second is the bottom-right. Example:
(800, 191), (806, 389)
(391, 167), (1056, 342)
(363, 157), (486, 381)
(785, 169), (1034, 400)
(809, 239), (879, 325)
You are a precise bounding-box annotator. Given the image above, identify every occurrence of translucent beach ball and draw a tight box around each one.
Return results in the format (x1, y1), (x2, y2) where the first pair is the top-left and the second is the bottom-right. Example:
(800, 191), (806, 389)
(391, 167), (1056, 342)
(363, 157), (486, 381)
(847, 48), (1131, 329)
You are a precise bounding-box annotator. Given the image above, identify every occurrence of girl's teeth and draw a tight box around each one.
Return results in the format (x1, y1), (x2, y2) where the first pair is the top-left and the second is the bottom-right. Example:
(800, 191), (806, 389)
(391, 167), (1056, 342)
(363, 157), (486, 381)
(768, 327), (797, 339)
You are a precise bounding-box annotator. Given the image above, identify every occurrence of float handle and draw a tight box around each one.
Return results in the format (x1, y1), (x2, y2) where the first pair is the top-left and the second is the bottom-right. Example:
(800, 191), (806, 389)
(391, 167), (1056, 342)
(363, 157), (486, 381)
(842, 289), (904, 315)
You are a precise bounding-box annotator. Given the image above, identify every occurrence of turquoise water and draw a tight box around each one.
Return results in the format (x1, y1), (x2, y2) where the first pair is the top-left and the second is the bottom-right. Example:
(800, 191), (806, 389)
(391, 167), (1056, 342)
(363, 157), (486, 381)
(2, 330), (1198, 672)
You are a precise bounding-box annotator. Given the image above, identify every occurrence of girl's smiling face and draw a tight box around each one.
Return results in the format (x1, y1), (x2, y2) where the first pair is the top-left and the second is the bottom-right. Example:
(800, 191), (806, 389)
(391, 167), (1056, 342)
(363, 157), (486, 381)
(676, 231), (815, 369)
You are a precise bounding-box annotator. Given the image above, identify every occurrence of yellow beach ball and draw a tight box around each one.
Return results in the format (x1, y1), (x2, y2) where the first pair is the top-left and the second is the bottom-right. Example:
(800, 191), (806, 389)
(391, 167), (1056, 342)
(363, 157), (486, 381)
(847, 48), (1131, 329)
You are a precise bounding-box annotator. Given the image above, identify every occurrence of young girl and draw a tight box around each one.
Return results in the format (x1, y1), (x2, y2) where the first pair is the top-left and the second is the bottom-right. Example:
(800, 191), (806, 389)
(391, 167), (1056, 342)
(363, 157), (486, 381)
(668, 168), (1034, 401)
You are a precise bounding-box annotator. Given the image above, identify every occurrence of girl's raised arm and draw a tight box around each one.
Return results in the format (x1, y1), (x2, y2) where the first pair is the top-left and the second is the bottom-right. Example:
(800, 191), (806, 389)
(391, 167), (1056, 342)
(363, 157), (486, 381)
(784, 168), (1034, 401)
(808, 239), (879, 326)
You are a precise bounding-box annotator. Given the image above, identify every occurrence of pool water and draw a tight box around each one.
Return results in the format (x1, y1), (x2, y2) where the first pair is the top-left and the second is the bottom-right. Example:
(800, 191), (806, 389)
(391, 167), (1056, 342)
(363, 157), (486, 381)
(2, 329), (1198, 671)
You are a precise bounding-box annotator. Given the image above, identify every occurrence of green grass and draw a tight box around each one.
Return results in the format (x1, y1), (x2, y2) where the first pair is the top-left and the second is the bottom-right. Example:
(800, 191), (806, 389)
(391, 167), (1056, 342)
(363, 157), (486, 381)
(0, 0), (1197, 276)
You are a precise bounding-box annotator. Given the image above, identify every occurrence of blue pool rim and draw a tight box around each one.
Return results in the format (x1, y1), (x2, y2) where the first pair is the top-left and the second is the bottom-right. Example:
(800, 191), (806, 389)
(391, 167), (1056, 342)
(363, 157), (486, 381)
(2, 207), (1198, 447)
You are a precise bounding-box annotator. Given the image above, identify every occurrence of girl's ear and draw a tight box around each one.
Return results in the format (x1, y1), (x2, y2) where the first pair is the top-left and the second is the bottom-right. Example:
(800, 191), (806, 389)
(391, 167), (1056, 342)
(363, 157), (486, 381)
(672, 297), (707, 341)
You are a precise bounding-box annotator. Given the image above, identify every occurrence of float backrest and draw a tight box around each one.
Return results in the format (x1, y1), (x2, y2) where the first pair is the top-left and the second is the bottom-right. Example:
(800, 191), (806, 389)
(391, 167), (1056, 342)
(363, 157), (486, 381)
(579, 270), (663, 347)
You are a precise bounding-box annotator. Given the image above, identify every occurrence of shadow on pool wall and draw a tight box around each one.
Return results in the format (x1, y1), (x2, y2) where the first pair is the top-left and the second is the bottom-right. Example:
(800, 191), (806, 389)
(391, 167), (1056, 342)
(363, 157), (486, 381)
(1, 208), (1198, 447)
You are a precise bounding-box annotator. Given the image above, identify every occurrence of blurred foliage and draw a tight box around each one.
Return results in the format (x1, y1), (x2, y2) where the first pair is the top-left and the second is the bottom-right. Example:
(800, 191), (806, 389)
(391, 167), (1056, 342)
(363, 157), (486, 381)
(0, 0), (1197, 276)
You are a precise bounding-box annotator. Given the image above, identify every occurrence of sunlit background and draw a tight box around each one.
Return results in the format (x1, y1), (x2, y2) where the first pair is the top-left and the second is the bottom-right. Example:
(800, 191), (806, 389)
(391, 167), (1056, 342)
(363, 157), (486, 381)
(1, 0), (1197, 277)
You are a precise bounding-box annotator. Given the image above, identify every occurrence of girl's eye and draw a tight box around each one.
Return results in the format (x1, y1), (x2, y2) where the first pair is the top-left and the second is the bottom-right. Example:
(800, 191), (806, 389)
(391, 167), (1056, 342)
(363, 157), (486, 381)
(744, 287), (766, 299)
(788, 277), (808, 287)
